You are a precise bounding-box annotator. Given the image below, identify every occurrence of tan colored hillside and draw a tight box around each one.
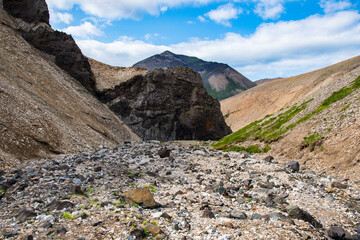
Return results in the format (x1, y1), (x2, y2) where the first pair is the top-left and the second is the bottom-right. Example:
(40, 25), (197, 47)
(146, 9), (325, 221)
(0, 7), (139, 168)
(218, 55), (360, 181)
(89, 58), (147, 91)
(222, 55), (360, 131)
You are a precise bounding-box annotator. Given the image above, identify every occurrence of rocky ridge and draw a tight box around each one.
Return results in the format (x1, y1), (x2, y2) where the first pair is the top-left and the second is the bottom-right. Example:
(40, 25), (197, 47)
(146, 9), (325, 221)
(0, 142), (359, 239)
(134, 51), (256, 100)
(98, 67), (232, 141)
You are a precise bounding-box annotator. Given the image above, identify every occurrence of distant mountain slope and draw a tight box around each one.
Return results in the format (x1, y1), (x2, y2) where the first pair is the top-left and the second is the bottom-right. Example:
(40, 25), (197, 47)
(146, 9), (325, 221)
(217, 55), (360, 181)
(134, 51), (256, 100)
(254, 77), (282, 85)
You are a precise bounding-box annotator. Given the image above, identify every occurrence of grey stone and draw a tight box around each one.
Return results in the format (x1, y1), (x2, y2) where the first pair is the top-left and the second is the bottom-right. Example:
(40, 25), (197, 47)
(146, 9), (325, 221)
(285, 161), (300, 173)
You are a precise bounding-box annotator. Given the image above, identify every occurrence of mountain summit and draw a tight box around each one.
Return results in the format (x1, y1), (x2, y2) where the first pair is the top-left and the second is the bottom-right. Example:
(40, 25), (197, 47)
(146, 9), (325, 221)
(134, 51), (256, 100)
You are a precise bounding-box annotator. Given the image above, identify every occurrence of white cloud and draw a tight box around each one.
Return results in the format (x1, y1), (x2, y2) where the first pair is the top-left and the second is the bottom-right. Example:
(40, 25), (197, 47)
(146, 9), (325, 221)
(62, 22), (103, 39)
(204, 3), (243, 26)
(319, 0), (352, 13)
(198, 15), (206, 22)
(47, 0), (216, 20)
(49, 8), (73, 24)
(75, 11), (360, 79)
(145, 33), (159, 41)
(254, 0), (285, 20)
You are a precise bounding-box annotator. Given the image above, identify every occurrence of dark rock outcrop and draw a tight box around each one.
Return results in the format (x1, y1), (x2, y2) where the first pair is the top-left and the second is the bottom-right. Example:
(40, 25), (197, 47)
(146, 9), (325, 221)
(99, 67), (232, 141)
(3, 0), (49, 25)
(22, 28), (96, 93)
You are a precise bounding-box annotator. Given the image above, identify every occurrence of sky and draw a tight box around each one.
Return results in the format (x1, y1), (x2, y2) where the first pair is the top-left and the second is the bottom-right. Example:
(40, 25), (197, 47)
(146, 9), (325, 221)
(47, 0), (360, 80)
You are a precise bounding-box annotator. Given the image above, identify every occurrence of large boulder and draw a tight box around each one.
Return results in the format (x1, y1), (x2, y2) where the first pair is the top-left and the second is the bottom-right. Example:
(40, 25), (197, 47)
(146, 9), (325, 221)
(99, 66), (232, 141)
(3, 0), (49, 25)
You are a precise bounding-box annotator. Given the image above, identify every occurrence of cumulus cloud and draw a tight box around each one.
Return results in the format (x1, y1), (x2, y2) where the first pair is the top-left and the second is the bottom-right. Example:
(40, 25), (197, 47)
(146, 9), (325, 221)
(48, 8), (73, 24)
(254, 0), (285, 20)
(47, 0), (216, 20)
(319, 0), (352, 13)
(204, 3), (243, 26)
(62, 22), (103, 39)
(75, 11), (360, 79)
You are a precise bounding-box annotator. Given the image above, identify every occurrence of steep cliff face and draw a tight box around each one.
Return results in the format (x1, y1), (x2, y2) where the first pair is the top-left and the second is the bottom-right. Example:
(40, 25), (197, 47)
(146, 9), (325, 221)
(3, 0), (49, 25)
(99, 67), (232, 141)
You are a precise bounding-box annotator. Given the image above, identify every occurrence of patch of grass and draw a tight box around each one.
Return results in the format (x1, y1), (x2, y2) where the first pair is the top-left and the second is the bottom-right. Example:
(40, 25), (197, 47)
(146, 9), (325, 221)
(0, 188), (7, 194)
(85, 187), (94, 194)
(131, 203), (139, 208)
(302, 132), (322, 147)
(113, 201), (127, 207)
(214, 75), (360, 149)
(340, 103), (351, 112)
(223, 145), (271, 153)
(62, 212), (76, 220)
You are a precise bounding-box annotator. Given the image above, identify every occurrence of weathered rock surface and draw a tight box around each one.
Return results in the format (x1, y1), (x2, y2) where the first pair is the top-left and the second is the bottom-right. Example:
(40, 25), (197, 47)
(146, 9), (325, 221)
(3, 0), (49, 25)
(0, 4), (139, 165)
(0, 141), (359, 239)
(99, 67), (232, 141)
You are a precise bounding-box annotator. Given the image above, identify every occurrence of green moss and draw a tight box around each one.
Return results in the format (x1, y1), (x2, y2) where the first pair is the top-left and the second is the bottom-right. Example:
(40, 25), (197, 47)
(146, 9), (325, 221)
(143, 185), (156, 193)
(340, 103), (351, 112)
(62, 212), (76, 220)
(223, 145), (271, 153)
(302, 133), (322, 147)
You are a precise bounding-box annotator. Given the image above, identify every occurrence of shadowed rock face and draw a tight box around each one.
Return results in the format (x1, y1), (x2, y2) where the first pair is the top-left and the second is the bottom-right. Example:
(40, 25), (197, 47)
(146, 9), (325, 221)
(3, 0), (49, 25)
(99, 67), (232, 141)
(22, 28), (96, 93)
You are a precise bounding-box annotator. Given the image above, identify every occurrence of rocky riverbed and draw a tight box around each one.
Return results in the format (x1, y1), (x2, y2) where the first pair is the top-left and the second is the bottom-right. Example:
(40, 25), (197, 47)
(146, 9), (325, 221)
(0, 141), (359, 239)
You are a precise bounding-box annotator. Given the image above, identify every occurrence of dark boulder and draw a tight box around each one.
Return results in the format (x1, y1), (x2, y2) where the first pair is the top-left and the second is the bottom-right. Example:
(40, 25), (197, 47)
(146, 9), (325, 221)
(286, 205), (322, 228)
(3, 0), (49, 25)
(99, 67), (232, 141)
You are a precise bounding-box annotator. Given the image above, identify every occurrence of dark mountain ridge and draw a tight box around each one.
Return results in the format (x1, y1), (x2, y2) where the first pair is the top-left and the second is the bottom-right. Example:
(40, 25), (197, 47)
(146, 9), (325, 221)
(134, 51), (256, 100)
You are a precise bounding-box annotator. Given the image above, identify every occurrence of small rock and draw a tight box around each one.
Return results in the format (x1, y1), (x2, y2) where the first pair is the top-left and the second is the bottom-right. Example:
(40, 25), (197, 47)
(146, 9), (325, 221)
(326, 226), (348, 239)
(47, 200), (74, 211)
(286, 205), (322, 228)
(72, 178), (82, 184)
(130, 228), (146, 239)
(71, 185), (86, 196)
(15, 208), (37, 222)
(158, 148), (171, 158)
(244, 179), (252, 190)
(264, 156), (274, 163)
(249, 213), (262, 220)
(122, 188), (158, 208)
(284, 161), (300, 173)
(94, 166), (102, 172)
(55, 227), (67, 235)
(144, 223), (163, 235)
(202, 209), (215, 218)
(331, 181), (348, 189)
(229, 211), (247, 220)
(160, 212), (172, 220)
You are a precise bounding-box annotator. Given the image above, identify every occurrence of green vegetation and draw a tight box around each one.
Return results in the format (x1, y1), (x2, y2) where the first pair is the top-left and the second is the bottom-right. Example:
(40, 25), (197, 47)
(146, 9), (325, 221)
(223, 145), (271, 153)
(62, 212), (76, 220)
(340, 103), (351, 112)
(0, 188), (7, 194)
(113, 201), (127, 207)
(302, 132), (322, 147)
(143, 185), (156, 193)
(214, 75), (360, 149)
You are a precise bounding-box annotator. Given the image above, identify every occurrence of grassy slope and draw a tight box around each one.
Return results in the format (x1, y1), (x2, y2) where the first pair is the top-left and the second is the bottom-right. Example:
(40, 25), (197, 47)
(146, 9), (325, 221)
(213, 75), (360, 150)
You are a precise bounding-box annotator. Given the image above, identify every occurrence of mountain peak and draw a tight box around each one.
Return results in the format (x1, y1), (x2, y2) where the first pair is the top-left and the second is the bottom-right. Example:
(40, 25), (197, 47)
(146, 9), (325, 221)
(134, 52), (256, 100)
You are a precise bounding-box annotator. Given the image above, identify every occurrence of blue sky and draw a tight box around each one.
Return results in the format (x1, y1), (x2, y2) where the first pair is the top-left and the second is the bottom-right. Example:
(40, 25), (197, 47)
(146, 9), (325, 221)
(47, 0), (360, 80)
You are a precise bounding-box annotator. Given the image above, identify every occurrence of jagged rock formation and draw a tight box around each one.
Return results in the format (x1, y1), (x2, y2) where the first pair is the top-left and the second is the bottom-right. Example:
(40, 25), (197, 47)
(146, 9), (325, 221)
(134, 51), (256, 100)
(98, 67), (232, 141)
(0, 1), (139, 166)
(3, 0), (49, 25)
